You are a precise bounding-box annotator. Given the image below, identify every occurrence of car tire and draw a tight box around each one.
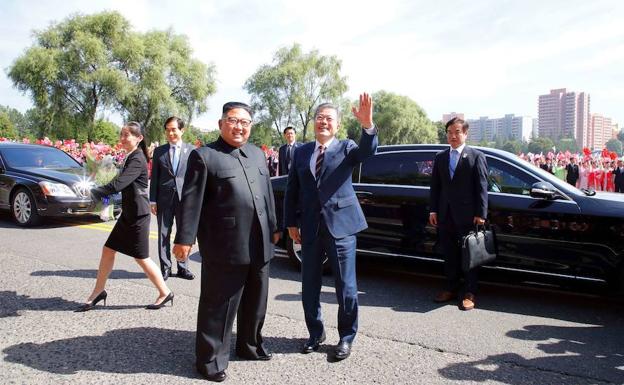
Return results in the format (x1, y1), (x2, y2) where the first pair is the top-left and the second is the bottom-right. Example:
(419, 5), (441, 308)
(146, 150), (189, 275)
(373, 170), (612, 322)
(10, 187), (41, 227)
(285, 231), (329, 271)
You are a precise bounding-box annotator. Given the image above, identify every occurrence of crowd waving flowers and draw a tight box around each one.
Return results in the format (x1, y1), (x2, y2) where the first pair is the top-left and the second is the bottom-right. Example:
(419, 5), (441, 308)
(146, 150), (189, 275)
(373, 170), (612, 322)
(518, 147), (622, 192)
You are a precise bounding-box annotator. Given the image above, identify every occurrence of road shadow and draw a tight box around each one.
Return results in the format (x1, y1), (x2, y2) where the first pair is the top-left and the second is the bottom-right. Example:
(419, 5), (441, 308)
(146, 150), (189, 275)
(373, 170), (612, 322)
(438, 324), (624, 384)
(0, 212), (107, 229)
(2, 327), (199, 378)
(0, 290), (82, 318)
(31, 269), (146, 279)
(270, 254), (624, 324)
(3, 327), (316, 377)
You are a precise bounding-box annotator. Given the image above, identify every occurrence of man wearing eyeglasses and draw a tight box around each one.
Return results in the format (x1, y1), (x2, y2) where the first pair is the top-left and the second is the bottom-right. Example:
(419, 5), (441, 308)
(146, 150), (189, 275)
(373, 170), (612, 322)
(284, 93), (378, 361)
(173, 102), (280, 383)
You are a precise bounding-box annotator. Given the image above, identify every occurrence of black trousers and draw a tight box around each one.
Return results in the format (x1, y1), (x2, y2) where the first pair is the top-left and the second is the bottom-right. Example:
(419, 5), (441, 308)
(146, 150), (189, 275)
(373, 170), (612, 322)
(438, 213), (478, 294)
(157, 196), (188, 272)
(195, 218), (269, 375)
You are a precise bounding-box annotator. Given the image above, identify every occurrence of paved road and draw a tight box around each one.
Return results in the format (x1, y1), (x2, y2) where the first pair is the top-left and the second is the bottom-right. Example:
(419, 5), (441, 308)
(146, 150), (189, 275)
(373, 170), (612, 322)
(1, 212), (624, 384)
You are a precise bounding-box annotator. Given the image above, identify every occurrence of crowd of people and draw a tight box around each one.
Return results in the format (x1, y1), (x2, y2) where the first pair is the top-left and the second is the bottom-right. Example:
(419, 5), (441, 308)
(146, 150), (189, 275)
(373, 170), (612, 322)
(518, 148), (624, 192)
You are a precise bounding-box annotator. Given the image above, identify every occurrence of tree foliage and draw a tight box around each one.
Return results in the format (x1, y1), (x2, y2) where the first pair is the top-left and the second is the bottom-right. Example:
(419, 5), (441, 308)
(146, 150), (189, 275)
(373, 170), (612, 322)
(8, 11), (216, 142)
(501, 140), (522, 155)
(556, 137), (579, 153)
(120, 30), (217, 142)
(92, 119), (119, 145)
(605, 138), (623, 156)
(0, 112), (18, 139)
(527, 137), (554, 154)
(244, 43), (347, 142)
(343, 91), (436, 145)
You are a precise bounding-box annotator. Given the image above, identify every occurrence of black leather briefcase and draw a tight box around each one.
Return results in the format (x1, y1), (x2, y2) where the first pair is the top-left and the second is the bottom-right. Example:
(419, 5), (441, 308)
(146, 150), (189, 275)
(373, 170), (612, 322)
(461, 225), (497, 273)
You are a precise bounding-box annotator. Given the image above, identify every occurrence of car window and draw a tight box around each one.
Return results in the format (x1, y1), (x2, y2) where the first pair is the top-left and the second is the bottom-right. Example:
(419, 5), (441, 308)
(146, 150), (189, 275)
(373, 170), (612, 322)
(360, 151), (435, 186)
(1, 147), (82, 169)
(487, 156), (538, 195)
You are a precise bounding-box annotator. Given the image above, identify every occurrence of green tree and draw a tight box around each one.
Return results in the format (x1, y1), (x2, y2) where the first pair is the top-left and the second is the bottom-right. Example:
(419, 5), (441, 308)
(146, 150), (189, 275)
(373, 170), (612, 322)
(92, 119), (119, 145)
(120, 30), (217, 143)
(8, 11), (131, 140)
(8, 11), (217, 143)
(244, 43), (348, 141)
(556, 137), (579, 153)
(0, 112), (18, 139)
(501, 140), (522, 154)
(528, 137), (554, 154)
(0, 106), (31, 138)
(605, 138), (623, 156)
(617, 129), (624, 143)
(434, 121), (446, 144)
(343, 91), (436, 145)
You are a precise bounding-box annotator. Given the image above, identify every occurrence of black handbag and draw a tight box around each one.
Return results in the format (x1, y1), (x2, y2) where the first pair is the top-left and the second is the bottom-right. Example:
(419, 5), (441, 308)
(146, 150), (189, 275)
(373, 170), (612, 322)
(461, 224), (497, 273)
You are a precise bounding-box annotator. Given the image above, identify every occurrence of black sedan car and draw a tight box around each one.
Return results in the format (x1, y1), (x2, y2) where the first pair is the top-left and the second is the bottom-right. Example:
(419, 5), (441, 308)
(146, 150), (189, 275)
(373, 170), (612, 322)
(0, 142), (119, 226)
(271, 144), (624, 291)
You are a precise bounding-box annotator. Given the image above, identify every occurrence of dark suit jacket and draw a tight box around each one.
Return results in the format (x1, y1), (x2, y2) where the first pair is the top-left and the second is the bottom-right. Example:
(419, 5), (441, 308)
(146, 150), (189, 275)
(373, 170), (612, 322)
(149, 142), (194, 205)
(278, 142), (301, 176)
(284, 130), (377, 241)
(566, 164), (579, 184)
(614, 167), (624, 190)
(430, 146), (488, 230)
(92, 149), (150, 219)
(174, 137), (277, 265)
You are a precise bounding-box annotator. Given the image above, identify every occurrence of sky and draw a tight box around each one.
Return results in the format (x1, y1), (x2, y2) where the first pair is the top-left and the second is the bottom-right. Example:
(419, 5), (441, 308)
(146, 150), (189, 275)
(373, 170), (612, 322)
(1, 0), (623, 131)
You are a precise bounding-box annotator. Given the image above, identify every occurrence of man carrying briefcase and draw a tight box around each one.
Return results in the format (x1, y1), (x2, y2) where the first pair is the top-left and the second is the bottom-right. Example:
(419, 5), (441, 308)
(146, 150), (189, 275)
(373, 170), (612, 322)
(429, 117), (489, 311)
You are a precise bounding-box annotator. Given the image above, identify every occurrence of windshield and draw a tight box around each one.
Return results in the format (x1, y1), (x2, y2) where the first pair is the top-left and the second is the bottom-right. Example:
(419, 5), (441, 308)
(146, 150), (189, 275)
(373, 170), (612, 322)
(1, 147), (82, 169)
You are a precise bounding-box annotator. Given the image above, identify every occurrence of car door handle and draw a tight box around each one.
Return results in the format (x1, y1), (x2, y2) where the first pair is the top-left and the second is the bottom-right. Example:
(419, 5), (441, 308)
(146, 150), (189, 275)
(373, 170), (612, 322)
(356, 191), (373, 197)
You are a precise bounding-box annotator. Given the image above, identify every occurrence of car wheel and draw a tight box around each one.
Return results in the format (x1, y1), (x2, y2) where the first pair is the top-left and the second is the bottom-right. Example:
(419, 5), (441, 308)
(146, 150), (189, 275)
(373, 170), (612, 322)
(11, 187), (41, 226)
(285, 231), (329, 271)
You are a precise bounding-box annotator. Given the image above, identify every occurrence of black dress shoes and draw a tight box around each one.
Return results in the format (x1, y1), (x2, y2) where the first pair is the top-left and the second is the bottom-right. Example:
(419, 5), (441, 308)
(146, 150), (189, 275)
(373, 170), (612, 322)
(162, 268), (171, 281)
(177, 269), (195, 280)
(334, 341), (352, 360)
(302, 332), (326, 354)
(201, 370), (227, 382)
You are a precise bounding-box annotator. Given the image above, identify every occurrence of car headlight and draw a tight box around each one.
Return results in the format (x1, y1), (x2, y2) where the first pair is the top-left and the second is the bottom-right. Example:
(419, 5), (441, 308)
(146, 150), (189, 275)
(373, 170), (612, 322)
(38, 181), (77, 197)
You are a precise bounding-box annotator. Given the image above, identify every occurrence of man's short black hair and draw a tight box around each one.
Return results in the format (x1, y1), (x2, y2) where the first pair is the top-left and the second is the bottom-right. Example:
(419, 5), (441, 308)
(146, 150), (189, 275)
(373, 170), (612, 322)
(445, 117), (469, 132)
(283, 126), (296, 134)
(222, 102), (253, 119)
(164, 116), (185, 130)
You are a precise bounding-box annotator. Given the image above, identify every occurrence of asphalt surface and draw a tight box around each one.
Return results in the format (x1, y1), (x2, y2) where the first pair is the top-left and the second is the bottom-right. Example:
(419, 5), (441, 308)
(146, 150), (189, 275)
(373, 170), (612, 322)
(1, 212), (624, 384)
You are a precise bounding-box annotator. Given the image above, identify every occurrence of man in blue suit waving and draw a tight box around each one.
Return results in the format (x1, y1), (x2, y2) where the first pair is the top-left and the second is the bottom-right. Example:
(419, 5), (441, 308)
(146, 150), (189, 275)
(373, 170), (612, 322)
(284, 93), (378, 361)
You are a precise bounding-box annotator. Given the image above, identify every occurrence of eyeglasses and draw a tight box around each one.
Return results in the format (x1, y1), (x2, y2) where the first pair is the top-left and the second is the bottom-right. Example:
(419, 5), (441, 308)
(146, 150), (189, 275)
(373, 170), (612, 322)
(225, 117), (252, 128)
(315, 115), (335, 123)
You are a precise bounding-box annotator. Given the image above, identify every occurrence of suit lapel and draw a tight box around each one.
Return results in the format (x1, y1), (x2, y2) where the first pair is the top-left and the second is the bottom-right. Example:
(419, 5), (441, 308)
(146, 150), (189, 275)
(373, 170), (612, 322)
(440, 149), (451, 183)
(162, 143), (174, 176)
(301, 142), (316, 181)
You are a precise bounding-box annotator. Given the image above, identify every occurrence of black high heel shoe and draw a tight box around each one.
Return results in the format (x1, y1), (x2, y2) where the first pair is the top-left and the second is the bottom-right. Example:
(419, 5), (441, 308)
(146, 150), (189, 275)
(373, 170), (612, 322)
(74, 290), (107, 312)
(146, 292), (174, 310)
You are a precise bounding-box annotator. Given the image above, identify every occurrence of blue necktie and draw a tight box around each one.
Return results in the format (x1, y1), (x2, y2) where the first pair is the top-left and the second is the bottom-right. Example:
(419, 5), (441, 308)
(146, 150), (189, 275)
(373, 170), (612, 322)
(172, 145), (180, 175)
(449, 149), (459, 178)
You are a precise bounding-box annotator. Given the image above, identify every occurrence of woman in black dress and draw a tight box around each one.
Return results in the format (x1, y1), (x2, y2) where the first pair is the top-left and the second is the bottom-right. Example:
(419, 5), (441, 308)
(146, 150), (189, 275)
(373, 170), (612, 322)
(76, 122), (173, 311)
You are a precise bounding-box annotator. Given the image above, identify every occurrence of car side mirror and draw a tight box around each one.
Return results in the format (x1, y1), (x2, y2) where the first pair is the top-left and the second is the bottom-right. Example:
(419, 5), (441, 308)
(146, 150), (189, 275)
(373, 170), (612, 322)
(530, 181), (561, 200)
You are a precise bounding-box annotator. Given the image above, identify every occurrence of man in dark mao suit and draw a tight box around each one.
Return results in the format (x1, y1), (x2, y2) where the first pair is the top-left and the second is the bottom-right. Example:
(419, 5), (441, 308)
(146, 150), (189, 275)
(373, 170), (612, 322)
(284, 94), (378, 361)
(173, 102), (279, 383)
(429, 117), (488, 311)
(149, 116), (195, 280)
(278, 126), (301, 176)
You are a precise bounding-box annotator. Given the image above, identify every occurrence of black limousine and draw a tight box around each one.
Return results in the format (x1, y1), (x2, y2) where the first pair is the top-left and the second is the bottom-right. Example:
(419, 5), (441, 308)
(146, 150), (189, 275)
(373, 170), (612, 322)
(0, 142), (119, 226)
(271, 144), (624, 291)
